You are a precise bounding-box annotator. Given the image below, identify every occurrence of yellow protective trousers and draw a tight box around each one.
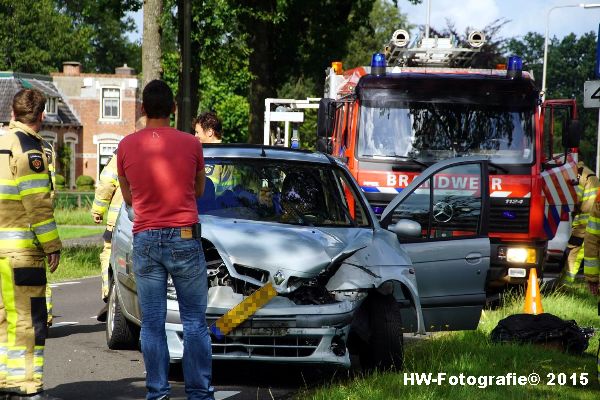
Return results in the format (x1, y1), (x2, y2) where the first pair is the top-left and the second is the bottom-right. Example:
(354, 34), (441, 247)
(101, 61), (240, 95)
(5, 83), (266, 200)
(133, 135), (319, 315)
(562, 244), (584, 285)
(99, 239), (111, 301)
(0, 255), (46, 395)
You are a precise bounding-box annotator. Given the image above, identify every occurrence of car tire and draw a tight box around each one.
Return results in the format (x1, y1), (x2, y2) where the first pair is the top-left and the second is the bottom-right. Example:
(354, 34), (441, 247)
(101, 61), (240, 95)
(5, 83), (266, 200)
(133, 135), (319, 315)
(106, 279), (139, 350)
(361, 292), (404, 371)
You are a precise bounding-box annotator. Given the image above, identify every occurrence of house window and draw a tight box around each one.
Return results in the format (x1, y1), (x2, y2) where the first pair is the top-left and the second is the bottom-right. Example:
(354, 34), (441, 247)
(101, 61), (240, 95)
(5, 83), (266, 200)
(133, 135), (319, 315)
(102, 88), (120, 119)
(98, 142), (118, 176)
(45, 97), (58, 115)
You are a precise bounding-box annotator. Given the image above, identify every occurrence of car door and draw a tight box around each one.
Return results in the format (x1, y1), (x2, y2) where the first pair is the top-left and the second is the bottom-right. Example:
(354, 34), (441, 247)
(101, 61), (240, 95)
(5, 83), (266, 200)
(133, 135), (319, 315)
(381, 156), (490, 331)
(111, 204), (140, 320)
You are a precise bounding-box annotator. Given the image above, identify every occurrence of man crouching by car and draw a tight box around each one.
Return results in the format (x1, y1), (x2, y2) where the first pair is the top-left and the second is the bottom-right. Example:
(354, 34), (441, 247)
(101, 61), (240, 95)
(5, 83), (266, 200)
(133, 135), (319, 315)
(117, 80), (213, 400)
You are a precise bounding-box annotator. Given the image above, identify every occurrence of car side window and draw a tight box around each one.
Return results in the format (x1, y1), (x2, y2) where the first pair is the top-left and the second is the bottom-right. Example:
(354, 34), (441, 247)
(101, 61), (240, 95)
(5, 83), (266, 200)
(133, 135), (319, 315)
(393, 163), (483, 240)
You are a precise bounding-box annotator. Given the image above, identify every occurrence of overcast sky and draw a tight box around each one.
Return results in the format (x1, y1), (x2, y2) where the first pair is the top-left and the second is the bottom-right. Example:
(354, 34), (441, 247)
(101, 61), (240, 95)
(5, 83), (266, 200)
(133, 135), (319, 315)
(126, 1), (600, 42)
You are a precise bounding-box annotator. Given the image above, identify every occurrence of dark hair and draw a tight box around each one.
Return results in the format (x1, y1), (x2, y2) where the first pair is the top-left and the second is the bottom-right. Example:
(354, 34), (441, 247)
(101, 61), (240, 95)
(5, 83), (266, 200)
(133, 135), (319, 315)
(193, 111), (222, 139)
(12, 89), (46, 124)
(142, 80), (174, 119)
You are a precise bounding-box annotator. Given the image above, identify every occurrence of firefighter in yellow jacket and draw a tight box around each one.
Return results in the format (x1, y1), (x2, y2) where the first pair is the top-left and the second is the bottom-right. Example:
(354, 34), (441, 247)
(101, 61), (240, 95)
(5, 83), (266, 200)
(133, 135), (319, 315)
(91, 153), (122, 319)
(41, 141), (54, 328)
(561, 163), (599, 285)
(0, 89), (61, 399)
(584, 187), (600, 295)
(91, 116), (145, 321)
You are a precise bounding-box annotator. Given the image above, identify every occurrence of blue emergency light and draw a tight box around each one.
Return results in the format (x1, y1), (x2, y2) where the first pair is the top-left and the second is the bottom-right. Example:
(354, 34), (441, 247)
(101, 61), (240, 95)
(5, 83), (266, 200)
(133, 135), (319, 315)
(371, 53), (386, 76)
(507, 55), (522, 79)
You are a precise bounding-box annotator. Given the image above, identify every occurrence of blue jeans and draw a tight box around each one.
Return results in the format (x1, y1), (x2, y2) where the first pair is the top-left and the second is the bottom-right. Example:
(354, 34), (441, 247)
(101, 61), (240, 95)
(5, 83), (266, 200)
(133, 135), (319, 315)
(133, 228), (214, 400)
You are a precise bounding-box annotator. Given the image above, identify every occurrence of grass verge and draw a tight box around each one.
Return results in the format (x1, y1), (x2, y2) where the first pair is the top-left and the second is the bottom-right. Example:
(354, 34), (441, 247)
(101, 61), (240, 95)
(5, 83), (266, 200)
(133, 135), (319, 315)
(58, 226), (104, 240)
(302, 283), (599, 400)
(54, 208), (96, 225)
(48, 245), (101, 283)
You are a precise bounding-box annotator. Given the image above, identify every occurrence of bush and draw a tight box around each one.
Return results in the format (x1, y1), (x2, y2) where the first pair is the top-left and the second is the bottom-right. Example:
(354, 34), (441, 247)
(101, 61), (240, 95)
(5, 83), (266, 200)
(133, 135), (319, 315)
(55, 174), (65, 190)
(55, 192), (94, 209)
(76, 175), (95, 191)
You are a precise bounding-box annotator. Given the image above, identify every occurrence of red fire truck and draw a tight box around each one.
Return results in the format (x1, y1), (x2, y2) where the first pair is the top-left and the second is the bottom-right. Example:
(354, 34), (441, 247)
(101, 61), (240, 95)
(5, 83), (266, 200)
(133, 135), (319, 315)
(309, 31), (581, 289)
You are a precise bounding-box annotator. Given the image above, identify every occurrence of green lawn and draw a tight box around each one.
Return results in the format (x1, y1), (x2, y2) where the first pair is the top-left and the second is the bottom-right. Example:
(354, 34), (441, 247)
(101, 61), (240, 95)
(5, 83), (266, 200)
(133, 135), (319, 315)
(302, 284), (600, 400)
(57, 226), (104, 240)
(48, 245), (101, 283)
(54, 208), (97, 225)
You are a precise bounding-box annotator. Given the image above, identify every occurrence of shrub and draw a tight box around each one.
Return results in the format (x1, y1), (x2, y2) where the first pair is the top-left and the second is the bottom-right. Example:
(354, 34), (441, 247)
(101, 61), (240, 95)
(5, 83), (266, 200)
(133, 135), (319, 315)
(55, 174), (65, 190)
(75, 175), (95, 191)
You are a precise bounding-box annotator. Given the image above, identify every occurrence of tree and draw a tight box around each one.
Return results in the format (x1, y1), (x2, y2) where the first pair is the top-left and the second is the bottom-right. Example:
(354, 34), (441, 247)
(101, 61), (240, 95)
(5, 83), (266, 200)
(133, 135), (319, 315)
(506, 31), (599, 169)
(0, 0), (92, 73)
(344, 0), (413, 68)
(56, 0), (142, 73)
(143, 0), (163, 85)
(239, 0), (376, 143)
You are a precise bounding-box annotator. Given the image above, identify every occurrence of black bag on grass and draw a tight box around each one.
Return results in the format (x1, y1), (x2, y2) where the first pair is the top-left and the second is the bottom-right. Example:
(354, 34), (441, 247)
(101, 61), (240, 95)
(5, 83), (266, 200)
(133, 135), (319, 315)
(490, 313), (594, 355)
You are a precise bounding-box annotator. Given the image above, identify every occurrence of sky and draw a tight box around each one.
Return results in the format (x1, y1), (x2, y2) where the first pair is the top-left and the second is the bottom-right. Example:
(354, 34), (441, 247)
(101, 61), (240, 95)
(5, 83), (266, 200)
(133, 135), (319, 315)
(126, 0), (600, 43)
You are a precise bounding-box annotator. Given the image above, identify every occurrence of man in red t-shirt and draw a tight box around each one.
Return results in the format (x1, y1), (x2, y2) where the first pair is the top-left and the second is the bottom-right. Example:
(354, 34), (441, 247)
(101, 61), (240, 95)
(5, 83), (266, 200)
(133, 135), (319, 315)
(117, 80), (214, 400)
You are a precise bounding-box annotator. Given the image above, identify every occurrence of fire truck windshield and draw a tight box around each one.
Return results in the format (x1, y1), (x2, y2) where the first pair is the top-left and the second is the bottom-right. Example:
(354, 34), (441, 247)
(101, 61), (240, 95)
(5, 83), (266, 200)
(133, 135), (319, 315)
(358, 102), (534, 165)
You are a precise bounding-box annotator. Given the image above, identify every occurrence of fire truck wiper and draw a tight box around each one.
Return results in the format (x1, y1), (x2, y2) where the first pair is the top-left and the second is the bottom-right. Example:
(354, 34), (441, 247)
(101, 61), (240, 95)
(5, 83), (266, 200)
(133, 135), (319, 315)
(488, 162), (509, 174)
(388, 155), (428, 170)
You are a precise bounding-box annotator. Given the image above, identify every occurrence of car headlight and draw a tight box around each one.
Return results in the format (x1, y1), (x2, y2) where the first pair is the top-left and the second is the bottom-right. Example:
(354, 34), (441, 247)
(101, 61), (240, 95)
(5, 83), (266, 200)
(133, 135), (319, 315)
(498, 247), (536, 264)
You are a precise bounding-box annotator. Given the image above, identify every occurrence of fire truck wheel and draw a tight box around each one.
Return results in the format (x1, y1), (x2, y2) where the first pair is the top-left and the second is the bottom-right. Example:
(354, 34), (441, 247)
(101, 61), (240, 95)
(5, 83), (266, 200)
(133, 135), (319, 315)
(106, 279), (139, 350)
(355, 292), (404, 372)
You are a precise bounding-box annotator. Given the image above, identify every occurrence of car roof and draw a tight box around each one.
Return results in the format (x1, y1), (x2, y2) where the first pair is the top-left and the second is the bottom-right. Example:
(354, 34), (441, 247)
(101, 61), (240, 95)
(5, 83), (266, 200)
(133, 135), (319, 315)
(201, 144), (333, 164)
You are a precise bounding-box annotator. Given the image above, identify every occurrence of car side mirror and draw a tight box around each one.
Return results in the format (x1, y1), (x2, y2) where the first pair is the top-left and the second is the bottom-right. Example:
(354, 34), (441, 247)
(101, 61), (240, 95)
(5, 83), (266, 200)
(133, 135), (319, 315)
(563, 119), (582, 148)
(388, 219), (421, 238)
(316, 137), (333, 154)
(317, 98), (335, 139)
(126, 205), (135, 222)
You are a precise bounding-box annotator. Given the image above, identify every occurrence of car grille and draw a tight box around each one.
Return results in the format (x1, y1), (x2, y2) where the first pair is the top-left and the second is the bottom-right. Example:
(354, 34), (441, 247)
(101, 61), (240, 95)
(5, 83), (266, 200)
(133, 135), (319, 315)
(211, 335), (321, 358)
(489, 198), (530, 233)
(233, 264), (269, 283)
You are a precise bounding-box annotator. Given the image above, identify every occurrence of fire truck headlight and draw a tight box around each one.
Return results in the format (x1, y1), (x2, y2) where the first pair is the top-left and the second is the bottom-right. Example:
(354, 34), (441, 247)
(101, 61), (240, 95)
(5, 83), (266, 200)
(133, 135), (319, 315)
(503, 247), (536, 264)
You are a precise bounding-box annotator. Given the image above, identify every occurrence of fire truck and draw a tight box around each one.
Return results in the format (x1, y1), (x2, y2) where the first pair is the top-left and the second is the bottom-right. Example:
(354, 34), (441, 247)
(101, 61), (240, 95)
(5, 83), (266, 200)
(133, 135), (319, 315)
(263, 29), (581, 289)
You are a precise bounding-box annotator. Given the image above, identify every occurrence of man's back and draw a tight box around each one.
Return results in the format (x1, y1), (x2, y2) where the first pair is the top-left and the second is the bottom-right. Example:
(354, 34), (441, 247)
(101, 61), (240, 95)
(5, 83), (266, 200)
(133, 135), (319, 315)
(117, 126), (203, 233)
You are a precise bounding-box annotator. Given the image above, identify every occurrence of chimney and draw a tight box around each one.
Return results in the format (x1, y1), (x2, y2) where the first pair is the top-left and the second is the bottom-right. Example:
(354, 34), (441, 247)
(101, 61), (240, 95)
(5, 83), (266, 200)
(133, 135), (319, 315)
(115, 64), (135, 76)
(62, 61), (81, 76)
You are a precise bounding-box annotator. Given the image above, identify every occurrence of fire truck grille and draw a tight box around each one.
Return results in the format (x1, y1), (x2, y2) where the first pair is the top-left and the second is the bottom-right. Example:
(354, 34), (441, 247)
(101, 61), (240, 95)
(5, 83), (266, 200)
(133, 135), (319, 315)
(489, 201), (530, 233)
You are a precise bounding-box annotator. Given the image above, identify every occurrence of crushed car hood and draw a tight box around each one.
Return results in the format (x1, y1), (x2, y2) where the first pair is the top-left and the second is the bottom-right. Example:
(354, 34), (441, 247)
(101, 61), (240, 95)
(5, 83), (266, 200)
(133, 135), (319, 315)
(201, 216), (372, 276)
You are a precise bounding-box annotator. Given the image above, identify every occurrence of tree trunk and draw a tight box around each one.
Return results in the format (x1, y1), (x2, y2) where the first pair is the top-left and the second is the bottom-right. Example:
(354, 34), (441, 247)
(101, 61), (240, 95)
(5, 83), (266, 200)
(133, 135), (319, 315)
(176, 0), (200, 132)
(240, 0), (276, 144)
(142, 0), (163, 86)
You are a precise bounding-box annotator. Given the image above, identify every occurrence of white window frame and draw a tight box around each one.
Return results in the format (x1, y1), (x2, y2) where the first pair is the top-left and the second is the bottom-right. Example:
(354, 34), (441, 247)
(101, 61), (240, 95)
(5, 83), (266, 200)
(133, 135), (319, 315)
(45, 98), (58, 115)
(93, 134), (123, 181)
(101, 88), (121, 120)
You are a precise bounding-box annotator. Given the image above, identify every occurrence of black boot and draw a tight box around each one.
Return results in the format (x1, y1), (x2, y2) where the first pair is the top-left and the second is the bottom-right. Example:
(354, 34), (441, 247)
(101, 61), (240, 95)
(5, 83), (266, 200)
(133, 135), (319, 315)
(96, 303), (108, 322)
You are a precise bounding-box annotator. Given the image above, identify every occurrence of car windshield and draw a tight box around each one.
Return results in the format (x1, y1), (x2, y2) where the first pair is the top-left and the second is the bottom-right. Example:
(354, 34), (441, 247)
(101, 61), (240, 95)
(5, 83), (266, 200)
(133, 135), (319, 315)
(197, 159), (371, 227)
(358, 102), (534, 165)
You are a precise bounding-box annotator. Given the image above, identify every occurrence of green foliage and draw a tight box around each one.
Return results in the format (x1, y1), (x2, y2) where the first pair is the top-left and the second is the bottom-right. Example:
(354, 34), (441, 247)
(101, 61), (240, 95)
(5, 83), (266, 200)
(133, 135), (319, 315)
(277, 77), (318, 150)
(344, 0), (413, 68)
(75, 175), (95, 191)
(0, 0), (93, 73)
(56, 145), (72, 187)
(55, 192), (94, 210)
(58, 226), (104, 240)
(506, 31), (599, 169)
(213, 95), (250, 143)
(55, 174), (66, 190)
(56, 0), (142, 73)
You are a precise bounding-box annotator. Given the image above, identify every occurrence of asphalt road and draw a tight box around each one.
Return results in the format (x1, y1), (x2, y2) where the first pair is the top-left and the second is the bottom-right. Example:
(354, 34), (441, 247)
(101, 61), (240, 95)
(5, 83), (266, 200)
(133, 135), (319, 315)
(44, 276), (338, 400)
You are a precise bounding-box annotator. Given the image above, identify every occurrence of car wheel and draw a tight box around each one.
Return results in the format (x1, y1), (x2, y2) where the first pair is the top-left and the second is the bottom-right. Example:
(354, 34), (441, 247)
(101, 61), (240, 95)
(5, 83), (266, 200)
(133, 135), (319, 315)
(106, 279), (139, 350)
(360, 292), (404, 371)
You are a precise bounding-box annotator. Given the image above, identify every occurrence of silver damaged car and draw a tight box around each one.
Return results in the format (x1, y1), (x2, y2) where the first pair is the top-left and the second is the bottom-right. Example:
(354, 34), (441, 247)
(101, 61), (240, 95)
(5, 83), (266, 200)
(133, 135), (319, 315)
(106, 145), (491, 369)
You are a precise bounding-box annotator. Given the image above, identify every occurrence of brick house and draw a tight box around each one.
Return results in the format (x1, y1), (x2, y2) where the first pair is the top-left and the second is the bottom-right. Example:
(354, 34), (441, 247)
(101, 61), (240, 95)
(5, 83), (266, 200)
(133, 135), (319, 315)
(0, 72), (82, 188)
(52, 62), (140, 184)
